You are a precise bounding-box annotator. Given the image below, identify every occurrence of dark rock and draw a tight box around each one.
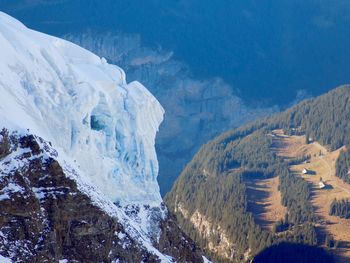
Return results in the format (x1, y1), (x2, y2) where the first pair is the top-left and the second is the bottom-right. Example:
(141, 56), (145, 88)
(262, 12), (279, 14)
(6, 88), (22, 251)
(0, 129), (11, 160)
(0, 132), (207, 262)
(157, 213), (205, 263)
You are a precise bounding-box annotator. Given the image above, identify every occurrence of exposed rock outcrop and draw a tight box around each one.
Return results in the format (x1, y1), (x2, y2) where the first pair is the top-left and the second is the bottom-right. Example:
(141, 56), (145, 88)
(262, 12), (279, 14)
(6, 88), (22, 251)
(0, 130), (206, 262)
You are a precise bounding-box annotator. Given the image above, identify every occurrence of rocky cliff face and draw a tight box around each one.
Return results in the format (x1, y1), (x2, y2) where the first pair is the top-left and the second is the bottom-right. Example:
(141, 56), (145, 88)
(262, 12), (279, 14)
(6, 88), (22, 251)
(64, 31), (276, 194)
(0, 130), (204, 262)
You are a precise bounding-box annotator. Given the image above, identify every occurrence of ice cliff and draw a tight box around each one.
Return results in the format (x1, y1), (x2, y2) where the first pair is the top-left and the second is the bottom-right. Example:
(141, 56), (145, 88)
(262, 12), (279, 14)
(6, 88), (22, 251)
(0, 12), (164, 206)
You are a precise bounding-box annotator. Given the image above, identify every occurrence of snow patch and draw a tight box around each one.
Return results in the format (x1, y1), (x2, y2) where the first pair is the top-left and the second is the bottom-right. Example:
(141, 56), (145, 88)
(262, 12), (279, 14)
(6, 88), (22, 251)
(202, 256), (212, 263)
(0, 255), (12, 263)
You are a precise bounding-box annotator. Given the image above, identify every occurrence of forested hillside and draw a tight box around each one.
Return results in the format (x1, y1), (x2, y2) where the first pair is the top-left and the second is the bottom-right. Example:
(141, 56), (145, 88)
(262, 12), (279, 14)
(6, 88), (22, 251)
(166, 85), (350, 262)
(329, 199), (350, 219)
(336, 149), (350, 184)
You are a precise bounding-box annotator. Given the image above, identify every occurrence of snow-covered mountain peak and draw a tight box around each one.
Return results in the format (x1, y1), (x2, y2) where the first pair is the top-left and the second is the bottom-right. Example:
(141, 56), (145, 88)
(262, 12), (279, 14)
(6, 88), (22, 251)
(0, 12), (210, 262)
(0, 11), (164, 206)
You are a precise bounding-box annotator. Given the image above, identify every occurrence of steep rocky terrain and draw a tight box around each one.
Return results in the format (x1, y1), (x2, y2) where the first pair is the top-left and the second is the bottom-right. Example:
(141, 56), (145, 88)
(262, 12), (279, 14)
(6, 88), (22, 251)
(0, 130), (204, 262)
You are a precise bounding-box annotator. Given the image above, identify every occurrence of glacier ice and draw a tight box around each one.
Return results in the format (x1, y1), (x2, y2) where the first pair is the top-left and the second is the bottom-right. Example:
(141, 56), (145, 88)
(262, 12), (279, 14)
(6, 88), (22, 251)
(0, 11), (164, 207)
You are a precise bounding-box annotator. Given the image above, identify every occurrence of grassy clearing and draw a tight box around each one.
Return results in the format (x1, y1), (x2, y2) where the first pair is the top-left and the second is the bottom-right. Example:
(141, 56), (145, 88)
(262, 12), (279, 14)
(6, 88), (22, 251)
(245, 176), (287, 232)
(272, 129), (350, 261)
